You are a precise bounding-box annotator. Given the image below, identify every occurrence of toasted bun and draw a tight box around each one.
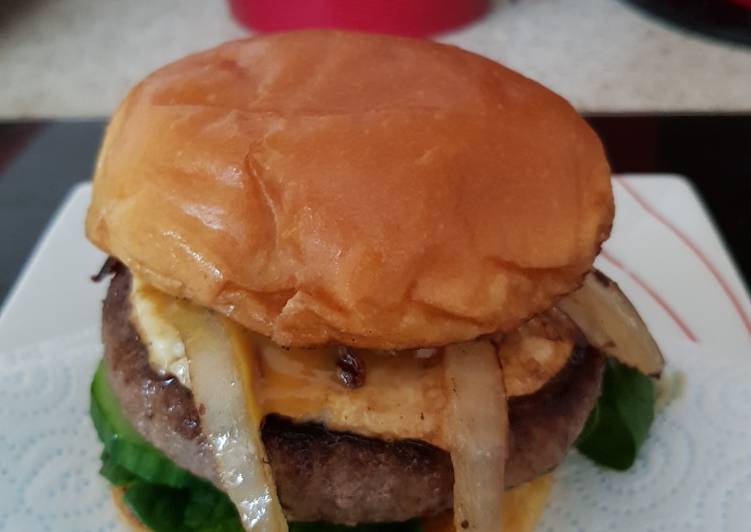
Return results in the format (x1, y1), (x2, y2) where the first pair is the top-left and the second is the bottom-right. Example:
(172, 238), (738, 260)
(86, 30), (613, 349)
(418, 474), (553, 532)
(112, 476), (552, 532)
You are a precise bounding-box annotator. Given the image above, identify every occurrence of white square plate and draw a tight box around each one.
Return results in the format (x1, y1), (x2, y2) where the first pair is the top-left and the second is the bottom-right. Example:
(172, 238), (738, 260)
(0, 176), (749, 531)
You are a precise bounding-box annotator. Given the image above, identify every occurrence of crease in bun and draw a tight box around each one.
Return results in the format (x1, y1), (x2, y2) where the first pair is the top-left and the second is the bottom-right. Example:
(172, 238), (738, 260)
(86, 30), (613, 349)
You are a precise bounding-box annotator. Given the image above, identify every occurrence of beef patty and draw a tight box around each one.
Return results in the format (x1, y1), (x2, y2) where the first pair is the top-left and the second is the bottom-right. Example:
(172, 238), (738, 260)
(101, 268), (604, 524)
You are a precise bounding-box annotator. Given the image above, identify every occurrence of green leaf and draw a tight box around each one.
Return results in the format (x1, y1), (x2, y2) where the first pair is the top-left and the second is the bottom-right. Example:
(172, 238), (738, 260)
(576, 358), (656, 470)
(108, 437), (195, 488)
(184, 481), (245, 531)
(123, 481), (244, 532)
(99, 450), (136, 486)
(123, 482), (192, 532)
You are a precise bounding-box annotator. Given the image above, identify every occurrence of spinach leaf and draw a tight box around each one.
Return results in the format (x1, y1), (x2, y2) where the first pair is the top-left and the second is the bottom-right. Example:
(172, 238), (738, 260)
(184, 481), (247, 531)
(576, 358), (655, 470)
(99, 450), (137, 486)
(123, 482), (191, 532)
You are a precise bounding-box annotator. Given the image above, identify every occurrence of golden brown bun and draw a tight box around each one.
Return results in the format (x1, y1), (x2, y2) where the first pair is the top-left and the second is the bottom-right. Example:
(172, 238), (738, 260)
(86, 30), (613, 349)
(112, 475), (552, 532)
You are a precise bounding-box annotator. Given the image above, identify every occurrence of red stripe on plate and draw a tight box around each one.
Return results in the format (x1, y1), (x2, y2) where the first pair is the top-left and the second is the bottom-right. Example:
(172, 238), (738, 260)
(616, 178), (751, 337)
(601, 249), (699, 343)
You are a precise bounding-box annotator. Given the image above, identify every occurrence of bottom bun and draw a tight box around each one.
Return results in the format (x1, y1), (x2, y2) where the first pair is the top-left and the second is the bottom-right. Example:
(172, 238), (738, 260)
(421, 473), (553, 532)
(501, 473), (553, 532)
(112, 474), (552, 532)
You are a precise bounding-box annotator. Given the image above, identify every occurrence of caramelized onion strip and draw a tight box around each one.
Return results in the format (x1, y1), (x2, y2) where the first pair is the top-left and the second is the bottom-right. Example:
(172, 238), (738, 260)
(444, 341), (508, 532)
(172, 303), (288, 532)
(558, 270), (665, 376)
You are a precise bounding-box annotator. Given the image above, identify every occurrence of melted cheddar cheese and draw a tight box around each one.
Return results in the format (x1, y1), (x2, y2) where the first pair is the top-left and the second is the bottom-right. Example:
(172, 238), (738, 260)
(130, 276), (575, 450)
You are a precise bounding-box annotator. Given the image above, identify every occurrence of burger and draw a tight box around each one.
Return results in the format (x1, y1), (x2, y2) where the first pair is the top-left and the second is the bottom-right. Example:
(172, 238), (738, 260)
(85, 30), (664, 532)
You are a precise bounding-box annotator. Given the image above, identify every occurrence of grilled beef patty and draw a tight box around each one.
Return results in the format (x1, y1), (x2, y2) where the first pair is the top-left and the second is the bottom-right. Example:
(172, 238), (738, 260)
(101, 268), (603, 524)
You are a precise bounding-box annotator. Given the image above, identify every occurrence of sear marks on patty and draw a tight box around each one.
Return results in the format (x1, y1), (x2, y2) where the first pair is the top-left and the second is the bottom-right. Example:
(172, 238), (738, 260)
(101, 268), (604, 524)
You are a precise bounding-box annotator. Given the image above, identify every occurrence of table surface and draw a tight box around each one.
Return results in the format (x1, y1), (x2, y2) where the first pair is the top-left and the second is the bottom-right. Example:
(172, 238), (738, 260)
(1, 115), (749, 308)
(2, 0), (751, 118)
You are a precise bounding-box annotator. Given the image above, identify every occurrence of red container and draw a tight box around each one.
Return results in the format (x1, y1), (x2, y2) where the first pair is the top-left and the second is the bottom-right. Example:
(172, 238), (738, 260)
(229, 0), (489, 37)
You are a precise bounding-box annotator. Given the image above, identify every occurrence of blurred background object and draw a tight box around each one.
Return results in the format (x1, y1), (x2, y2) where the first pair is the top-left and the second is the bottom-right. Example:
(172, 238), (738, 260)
(229, 0), (488, 36)
(623, 0), (751, 46)
(2, 0), (751, 118)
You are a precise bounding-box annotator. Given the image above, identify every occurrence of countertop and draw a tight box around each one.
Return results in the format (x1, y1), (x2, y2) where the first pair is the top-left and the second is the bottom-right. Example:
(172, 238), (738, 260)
(2, 0), (751, 118)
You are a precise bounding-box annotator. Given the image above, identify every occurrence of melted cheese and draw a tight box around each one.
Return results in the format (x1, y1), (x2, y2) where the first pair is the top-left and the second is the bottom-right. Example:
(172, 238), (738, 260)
(130, 276), (192, 388)
(129, 276), (576, 450)
(255, 335), (450, 445)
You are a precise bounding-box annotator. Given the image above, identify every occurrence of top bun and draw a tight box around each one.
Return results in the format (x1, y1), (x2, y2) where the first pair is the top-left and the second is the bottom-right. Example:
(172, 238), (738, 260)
(86, 30), (613, 349)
